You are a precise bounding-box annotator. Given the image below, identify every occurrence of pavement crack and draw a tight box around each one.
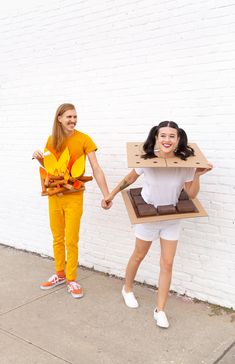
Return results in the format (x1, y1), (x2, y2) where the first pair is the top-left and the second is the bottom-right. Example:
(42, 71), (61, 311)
(0, 286), (65, 316)
(212, 340), (235, 364)
(0, 327), (73, 363)
(0, 273), (94, 317)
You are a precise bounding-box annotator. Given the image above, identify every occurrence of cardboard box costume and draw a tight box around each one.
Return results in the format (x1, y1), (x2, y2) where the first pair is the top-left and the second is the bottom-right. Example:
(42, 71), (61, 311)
(122, 142), (209, 224)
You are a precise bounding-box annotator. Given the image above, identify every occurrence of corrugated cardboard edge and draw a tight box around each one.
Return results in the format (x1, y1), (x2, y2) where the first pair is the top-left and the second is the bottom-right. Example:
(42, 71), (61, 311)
(121, 190), (208, 224)
(127, 142), (210, 168)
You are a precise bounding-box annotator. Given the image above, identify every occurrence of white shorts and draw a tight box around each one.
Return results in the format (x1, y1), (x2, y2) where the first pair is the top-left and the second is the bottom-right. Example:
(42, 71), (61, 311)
(134, 220), (181, 241)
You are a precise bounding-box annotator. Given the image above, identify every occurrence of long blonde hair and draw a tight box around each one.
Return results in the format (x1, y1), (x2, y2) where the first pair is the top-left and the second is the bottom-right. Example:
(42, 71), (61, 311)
(51, 103), (75, 152)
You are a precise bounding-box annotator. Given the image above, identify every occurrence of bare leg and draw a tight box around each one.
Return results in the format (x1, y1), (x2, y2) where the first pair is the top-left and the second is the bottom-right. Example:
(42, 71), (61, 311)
(125, 238), (152, 292)
(157, 238), (178, 311)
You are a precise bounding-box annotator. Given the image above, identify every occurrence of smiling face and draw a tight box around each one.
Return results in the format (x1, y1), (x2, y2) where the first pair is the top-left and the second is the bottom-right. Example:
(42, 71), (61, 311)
(58, 109), (77, 136)
(156, 126), (179, 158)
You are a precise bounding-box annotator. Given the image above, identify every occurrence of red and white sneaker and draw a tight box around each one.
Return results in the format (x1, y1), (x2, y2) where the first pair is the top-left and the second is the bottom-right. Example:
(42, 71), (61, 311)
(67, 281), (84, 299)
(40, 274), (66, 290)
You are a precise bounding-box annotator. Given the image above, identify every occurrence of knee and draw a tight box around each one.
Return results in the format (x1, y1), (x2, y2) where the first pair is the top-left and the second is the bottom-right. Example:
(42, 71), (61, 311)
(132, 251), (146, 264)
(160, 257), (174, 273)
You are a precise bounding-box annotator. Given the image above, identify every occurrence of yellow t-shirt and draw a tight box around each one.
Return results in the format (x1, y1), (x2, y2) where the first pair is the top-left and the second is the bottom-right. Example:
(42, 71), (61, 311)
(45, 130), (97, 172)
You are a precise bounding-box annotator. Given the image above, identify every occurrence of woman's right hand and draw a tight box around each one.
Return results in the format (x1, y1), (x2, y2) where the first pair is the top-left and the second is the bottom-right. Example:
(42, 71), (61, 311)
(32, 150), (44, 160)
(105, 193), (114, 203)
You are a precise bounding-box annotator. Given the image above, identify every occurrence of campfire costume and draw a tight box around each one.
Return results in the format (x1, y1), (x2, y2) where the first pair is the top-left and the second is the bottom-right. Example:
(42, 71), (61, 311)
(39, 130), (97, 282)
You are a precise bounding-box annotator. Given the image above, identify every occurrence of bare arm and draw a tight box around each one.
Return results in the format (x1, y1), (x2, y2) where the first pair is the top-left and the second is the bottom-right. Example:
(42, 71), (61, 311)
(87, 151), (112, 209)
(184, 164), (213, 199)
(106, 169), (140, 202)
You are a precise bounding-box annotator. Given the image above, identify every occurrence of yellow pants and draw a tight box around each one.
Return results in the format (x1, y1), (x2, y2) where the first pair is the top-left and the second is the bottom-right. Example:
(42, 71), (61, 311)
(48, 192), (83, 281)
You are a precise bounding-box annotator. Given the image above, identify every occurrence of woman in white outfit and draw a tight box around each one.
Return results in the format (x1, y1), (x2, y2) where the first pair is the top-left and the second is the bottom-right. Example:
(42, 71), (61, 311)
(104, 121), (212, 328)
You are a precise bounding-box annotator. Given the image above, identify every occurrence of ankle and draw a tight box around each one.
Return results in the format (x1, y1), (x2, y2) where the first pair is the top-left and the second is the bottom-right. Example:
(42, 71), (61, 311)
(56, 271), (65, 278)
(124, 284), (133, 293)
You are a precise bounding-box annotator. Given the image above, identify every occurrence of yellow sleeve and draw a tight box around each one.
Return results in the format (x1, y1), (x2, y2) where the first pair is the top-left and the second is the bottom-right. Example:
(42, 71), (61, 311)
(44, 136), (51, 152)
(84, 135), (97, 154)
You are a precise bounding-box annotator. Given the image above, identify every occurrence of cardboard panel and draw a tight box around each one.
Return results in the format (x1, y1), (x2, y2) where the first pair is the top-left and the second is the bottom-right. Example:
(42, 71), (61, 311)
(127, 142), (209, 168)
(127, 143), (167, 168)
(165, 143), (209, 168)
(121, 190), (208, 224)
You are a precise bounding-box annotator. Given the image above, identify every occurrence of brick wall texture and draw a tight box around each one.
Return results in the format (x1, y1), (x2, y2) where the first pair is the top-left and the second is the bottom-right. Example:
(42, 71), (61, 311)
(0, 0), (234, 308)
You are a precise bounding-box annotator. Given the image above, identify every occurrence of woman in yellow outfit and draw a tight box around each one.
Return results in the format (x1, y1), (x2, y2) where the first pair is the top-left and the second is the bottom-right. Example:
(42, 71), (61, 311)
(33, 103), (112, 298)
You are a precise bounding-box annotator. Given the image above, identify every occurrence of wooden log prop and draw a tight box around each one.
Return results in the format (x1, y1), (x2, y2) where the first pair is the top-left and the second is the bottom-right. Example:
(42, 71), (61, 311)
(39, 167), (93, 196)
(48, 179), (67, 187)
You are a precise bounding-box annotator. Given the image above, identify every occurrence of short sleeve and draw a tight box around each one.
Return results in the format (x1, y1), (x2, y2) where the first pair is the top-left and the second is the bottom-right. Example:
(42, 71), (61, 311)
(84, 135), (97, 154)
(135, 168), (144, 176)
(44, 136), (52, 152)
(185, 168), (196, 182)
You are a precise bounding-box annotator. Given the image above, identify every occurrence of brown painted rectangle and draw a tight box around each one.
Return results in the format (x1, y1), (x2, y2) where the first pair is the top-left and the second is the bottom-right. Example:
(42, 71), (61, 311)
(121, 190), (208, 224)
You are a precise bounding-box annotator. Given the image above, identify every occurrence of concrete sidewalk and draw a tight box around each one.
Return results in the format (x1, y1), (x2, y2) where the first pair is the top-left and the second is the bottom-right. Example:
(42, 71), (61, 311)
(0, 244), (234, 364)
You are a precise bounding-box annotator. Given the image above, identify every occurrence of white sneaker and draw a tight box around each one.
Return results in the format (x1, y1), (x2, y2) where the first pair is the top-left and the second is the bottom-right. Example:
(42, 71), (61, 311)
(122, 286), (139, 308)
(153, 308), (169, 328)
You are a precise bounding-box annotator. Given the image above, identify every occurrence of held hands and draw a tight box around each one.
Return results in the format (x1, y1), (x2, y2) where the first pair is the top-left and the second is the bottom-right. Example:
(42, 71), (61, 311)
(101, 193), (114, 210)
(101, 199), (112, 209)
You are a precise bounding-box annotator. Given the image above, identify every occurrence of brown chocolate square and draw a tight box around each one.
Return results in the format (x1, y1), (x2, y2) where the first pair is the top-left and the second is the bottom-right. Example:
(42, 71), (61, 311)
(179, 189), (189, 200)
(132, 195), (146, 205)
(130, 188), (142, 197)
(157, 205), (177, 215)
(136, 204), (157, 217)
(176, 200), (198, 213)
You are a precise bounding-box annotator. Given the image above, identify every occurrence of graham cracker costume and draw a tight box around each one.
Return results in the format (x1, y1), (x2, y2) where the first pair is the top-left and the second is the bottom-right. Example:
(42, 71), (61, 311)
(123, 142), (209, 224)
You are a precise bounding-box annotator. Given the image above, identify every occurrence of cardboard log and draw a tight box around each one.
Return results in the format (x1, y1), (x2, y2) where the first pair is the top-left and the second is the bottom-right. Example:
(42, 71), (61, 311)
(48, 179), (67, 187)
(49, 175), (64, 181)
(68, 176), (93, 183)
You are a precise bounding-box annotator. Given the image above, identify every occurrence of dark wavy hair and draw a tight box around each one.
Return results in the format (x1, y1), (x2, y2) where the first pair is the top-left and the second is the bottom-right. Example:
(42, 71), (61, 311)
(142, 121), (194, 160)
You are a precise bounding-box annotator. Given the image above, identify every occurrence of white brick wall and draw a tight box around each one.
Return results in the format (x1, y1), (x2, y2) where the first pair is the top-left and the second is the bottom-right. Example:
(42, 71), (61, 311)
(0, 0), (234, 308)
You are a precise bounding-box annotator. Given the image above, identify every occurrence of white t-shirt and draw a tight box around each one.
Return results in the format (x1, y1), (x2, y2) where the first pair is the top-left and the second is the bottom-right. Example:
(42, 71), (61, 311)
(135, 167), (195, 208)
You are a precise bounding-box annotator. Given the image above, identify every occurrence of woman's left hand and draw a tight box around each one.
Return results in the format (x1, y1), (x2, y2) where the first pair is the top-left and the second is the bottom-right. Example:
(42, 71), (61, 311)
(195, 163), (213, 177)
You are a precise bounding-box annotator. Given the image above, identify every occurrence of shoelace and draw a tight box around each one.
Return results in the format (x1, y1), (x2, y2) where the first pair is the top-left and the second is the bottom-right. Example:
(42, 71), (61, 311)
(68, 282), (80, 291)
(48, 274), (59, 283)
(48, 274), (64, 283)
